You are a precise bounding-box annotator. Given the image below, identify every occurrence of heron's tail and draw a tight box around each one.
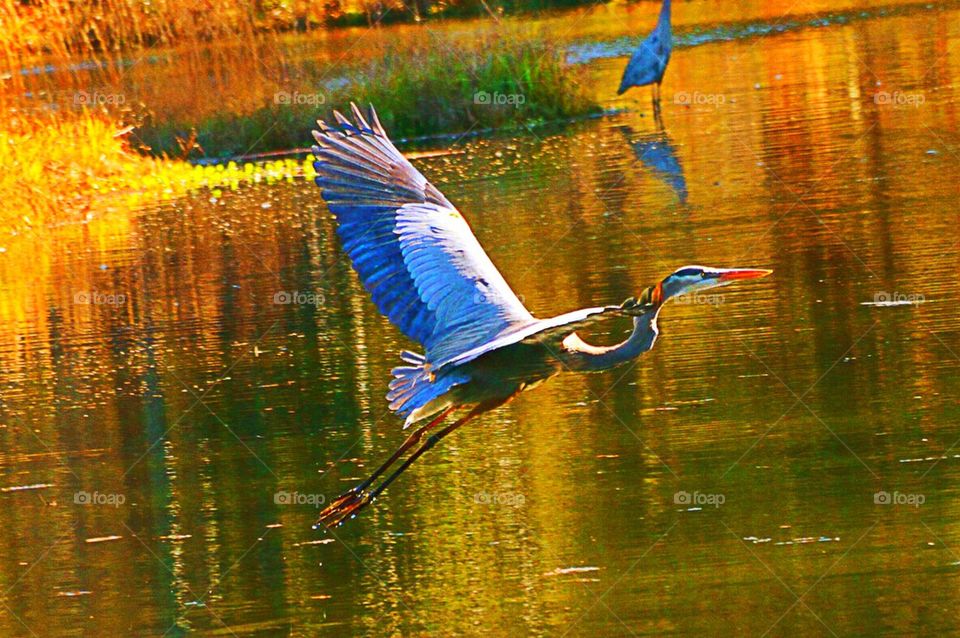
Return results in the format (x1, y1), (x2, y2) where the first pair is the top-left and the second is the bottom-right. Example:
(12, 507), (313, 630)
(388, 351), (468, 428)
(388, 351), (429, 411)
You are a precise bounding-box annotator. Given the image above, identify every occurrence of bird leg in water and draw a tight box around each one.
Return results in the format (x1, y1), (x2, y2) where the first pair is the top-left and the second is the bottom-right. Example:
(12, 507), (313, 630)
(316, 400), (503, 528)
(652, 82), (663, 123)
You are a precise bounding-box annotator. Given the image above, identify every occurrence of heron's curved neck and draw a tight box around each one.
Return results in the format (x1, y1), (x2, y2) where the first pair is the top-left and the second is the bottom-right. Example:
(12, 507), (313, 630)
(562, 308), (662, 372)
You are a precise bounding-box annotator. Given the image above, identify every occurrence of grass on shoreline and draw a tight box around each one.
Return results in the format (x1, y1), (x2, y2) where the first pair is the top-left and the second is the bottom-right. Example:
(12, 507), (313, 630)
(137, 30), (600, 158)
(2, 29), (599, 237)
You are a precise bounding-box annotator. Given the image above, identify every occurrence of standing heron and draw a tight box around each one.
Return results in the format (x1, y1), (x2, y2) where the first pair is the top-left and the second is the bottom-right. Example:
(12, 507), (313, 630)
(618, 0), (673, 114)
(312, 104), (770, 528)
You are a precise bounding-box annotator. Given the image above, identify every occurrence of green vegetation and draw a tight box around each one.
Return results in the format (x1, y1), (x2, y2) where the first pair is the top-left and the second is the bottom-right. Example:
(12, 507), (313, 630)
(347, 32), (599, 137)
(136, 31), (600, 158)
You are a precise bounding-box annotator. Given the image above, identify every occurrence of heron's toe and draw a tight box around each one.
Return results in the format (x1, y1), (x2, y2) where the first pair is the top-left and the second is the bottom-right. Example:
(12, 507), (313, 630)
(316, 489), (372, 528)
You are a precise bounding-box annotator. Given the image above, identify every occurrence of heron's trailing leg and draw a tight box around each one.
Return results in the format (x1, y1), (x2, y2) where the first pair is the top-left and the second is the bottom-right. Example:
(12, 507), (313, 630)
(316, 400), (504, 528)
(317, 406), (456, 524)
(367, 401), (499, 500)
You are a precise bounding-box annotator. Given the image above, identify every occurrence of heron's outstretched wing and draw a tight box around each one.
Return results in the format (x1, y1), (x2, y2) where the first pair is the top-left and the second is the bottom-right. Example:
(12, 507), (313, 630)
(312, 104), (535, 365)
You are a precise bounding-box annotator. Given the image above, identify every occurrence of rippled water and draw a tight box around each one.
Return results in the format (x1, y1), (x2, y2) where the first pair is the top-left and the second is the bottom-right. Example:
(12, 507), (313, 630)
(2, 2), (960, 636)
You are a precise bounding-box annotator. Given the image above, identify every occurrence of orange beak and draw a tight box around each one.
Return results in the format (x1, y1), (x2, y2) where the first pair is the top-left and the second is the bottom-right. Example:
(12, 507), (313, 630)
(718, 268), (773, 282)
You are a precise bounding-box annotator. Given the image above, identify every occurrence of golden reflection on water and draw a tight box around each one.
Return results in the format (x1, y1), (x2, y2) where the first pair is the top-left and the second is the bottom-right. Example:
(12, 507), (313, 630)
(2, 2), (960, 636)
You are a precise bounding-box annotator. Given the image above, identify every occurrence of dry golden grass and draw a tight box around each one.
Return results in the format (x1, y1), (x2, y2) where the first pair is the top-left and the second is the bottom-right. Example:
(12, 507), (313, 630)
(0, 111), (160, 233)
(0, 109), (316, 240)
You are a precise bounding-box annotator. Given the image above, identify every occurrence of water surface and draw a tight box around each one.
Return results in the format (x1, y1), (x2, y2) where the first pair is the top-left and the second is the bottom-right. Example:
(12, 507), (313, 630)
(2, 1), (960, 636)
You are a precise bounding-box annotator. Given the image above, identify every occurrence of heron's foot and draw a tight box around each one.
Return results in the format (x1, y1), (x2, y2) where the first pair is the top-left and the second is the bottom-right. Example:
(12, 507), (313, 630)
(316, 486), (373, 528)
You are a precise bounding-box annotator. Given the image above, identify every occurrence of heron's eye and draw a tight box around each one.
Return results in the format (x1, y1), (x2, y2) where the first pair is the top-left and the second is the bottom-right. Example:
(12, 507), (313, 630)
(699, 271), (706, 279)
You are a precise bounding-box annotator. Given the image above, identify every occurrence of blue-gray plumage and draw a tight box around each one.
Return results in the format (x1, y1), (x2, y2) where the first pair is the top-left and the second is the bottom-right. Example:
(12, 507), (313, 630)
(618, 0), (673, 101)
(620, 125), (688, 203)
(311, 104), (770, 527)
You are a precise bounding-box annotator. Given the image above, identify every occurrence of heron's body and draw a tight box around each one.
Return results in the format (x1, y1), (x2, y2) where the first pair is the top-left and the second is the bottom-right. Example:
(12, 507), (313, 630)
(618, 0), (673, 108)
(402, 305), (662, 424)
(389, 300), (662, 425)
(311, 105), (769, 527)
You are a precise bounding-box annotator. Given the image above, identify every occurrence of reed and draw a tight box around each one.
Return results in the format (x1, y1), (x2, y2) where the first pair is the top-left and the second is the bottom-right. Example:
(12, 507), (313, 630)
(2, 0), (599, 62)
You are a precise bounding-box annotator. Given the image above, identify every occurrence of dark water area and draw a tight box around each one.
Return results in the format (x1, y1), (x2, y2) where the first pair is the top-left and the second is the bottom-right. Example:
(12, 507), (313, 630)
(2, 1), (960, 635)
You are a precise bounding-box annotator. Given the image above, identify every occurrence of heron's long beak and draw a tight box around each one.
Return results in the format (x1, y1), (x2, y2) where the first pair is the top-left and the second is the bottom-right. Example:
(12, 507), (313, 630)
(718, 268), (773, 282)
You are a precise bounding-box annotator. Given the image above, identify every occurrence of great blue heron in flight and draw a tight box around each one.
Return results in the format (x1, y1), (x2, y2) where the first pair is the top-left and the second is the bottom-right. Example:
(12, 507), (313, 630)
(618, 0), (673, 112)
(312, 104), (770, 528)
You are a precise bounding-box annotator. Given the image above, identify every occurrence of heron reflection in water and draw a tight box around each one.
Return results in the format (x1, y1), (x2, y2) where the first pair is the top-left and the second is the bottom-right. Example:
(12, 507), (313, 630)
(620, 125), (688, 204)
(311, 105), (770, 527)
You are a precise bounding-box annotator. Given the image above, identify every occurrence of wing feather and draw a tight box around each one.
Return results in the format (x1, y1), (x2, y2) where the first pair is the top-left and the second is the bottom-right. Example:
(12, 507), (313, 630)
(312, 104), (535, 362)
